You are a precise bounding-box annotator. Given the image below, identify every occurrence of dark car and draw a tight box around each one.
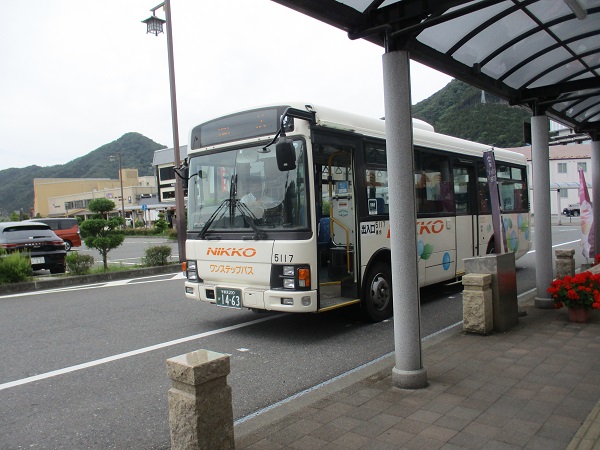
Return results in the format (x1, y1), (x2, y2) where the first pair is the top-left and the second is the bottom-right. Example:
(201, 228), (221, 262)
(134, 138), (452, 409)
(562, 204), (581, 217)
(0, 222), (67, 274)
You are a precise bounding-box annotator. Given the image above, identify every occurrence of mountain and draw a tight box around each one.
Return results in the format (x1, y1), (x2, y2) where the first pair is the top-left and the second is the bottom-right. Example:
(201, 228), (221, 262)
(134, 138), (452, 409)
(412, 79), (531, 148)
(0, 133), (166, 217)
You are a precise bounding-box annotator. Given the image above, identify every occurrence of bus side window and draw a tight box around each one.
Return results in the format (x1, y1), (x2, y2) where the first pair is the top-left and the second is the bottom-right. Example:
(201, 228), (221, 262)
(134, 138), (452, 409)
(364, 143), (388, 215)
(365, 169), (388, 215)
(414, 152), (452, 214)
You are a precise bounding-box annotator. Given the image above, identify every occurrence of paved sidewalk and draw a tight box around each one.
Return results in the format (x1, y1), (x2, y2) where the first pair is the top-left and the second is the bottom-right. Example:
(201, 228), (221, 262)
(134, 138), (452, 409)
(235, 298), (600, 449)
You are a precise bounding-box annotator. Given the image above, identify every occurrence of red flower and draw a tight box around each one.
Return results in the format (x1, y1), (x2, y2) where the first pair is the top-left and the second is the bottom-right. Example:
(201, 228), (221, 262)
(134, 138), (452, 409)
(548, 271), (600, 309)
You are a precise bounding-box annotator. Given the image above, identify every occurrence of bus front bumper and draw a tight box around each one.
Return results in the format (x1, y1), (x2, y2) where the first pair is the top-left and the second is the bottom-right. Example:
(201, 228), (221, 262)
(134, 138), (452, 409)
(184, 281), (318, 313)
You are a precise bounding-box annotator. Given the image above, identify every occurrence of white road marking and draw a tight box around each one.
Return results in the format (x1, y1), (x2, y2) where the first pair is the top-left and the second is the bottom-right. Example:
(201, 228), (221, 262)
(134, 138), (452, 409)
(526, 239), (580, 254)
(0, 273), (185, 299)
(0, 314), (285, 392)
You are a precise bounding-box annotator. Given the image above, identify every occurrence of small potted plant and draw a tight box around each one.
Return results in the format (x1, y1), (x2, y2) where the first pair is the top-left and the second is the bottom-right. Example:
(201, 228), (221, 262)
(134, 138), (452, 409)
(547, 271), (600, 323)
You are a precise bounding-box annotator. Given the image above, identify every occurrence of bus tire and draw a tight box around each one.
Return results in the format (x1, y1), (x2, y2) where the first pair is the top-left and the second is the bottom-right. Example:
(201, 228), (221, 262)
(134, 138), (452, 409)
(486, 239), (495, 255)
(362, 262), (393, 322)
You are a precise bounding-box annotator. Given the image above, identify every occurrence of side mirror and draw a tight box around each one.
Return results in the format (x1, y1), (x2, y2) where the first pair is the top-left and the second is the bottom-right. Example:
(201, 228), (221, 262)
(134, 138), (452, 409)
(181, 166), (189, 190)
(276, 138), (296, 171)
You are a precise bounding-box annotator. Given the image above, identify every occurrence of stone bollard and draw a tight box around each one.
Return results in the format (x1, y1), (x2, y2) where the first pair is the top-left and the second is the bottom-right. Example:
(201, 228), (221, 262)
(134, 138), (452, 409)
(462, 273), (493, 335)
(555, 248), (575, 278)
(166, 349), (235, 450)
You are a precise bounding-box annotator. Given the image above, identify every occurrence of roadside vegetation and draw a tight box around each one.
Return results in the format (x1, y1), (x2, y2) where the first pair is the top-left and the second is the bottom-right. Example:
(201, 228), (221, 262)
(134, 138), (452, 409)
(0, 249), (31, 284)
(1, 243), (176, 285)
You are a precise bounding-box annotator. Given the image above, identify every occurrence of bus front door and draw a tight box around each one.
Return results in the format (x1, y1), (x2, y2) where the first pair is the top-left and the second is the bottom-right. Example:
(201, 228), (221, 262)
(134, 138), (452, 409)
(313, 138), (359, 311)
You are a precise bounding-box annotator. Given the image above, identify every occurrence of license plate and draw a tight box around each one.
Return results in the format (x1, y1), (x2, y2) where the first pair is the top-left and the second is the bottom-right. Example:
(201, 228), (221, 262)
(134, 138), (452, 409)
(216, 288), (242, 309)
(31, 257), (45, 265)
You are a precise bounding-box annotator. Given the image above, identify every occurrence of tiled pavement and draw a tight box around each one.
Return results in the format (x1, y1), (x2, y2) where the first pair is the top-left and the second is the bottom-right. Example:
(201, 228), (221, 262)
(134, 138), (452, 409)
(234, 297), (600, 449)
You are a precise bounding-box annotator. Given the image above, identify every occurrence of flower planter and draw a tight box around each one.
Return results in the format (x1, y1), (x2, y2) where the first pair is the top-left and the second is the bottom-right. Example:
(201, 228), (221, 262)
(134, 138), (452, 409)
(568, 307), (593, 323)
(548, 272), (600, 319)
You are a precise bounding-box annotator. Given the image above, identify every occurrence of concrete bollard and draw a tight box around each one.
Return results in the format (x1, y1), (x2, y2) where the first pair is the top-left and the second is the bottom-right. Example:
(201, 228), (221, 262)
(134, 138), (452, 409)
(462, 273), (493, 335)
(166, 350), (235, 450)
(555, 248), (575, 278)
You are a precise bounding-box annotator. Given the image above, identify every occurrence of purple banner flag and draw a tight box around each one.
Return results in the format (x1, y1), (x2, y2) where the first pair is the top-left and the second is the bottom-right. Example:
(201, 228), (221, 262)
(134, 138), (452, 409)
(483, 149), (506, 253)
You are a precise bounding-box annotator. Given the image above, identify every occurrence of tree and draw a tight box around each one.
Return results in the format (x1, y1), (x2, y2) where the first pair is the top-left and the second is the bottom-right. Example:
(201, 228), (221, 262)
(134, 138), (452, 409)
(154, 212), (168, 233)
(80, 199), (125, 270)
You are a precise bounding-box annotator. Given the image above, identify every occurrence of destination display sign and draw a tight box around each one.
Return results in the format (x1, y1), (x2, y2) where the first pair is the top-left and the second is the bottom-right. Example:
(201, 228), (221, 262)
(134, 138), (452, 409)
(191, 107), (283, 149)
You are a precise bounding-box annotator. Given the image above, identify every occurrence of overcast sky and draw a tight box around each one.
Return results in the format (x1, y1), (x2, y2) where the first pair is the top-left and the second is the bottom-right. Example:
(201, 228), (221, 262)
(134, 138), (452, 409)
(1, 0), (453, 171)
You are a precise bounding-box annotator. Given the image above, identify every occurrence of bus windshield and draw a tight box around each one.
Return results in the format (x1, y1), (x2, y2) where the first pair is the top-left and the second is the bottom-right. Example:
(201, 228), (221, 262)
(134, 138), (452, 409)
(187, 140), (308, 234)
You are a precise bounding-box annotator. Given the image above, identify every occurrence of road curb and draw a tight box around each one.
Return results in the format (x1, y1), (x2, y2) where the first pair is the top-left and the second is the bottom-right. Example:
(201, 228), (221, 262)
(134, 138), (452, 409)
(0, 264), (182, 296)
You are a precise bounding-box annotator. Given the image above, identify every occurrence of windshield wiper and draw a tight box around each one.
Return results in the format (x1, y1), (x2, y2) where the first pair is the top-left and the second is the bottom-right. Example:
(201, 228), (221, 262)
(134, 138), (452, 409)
(236, 201), (268, 240)
(229, 173), (237, 226)
(198, 198), (267, 240)
(199, 199), (230, 239)
(199, 174), (238, 239)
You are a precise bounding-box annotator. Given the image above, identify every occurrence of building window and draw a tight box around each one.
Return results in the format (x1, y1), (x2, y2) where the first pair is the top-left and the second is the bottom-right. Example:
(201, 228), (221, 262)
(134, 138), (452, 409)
(557, 162), (567, 174)
(560, 189), (568, 198)
(577, 162), (587, 172)
(159, 166), (175, 182)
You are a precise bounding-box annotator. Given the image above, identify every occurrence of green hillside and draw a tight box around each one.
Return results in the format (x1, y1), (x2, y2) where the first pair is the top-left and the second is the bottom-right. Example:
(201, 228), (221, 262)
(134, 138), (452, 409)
(0, 133), (165, 218)
(412, 79), (531, 148)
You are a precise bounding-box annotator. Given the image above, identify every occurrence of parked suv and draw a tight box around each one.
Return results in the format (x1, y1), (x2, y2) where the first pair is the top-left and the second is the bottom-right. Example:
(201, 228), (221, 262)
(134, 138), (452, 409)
(29, 217), (81, 251)
(0, 222), (66, 273)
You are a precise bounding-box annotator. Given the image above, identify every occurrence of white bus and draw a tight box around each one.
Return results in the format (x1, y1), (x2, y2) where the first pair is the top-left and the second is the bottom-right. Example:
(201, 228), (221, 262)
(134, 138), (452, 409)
(182, 103), (530, 321)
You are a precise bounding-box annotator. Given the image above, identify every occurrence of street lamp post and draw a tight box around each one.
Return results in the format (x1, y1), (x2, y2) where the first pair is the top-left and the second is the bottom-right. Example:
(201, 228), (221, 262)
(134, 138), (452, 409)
(142, 1), (186, 263)
(110, 153), (126, 225)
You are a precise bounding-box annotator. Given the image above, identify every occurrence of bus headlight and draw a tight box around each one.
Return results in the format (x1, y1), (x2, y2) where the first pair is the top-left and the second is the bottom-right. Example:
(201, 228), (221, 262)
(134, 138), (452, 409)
(186, 260), (199, 282)
(278, 265), (310, 290)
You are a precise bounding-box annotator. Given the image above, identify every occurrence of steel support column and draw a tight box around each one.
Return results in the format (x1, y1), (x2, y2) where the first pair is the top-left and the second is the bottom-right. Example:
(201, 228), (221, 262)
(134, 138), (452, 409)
(382, 49), (427, 389)
(531, 115), (553, 308)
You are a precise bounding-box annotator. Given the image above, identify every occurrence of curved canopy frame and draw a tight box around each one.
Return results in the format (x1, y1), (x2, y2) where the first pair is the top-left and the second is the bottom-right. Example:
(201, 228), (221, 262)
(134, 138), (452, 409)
(272, 0), (600, 138)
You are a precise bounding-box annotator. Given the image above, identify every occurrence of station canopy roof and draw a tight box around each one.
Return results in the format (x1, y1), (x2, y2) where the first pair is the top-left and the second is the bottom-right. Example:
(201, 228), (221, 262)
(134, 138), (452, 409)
(272, 0), (600, 137)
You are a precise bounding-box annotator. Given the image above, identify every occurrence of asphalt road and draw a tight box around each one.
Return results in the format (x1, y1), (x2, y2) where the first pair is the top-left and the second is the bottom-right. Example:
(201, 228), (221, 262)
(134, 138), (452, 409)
(0, 224), (586, 448)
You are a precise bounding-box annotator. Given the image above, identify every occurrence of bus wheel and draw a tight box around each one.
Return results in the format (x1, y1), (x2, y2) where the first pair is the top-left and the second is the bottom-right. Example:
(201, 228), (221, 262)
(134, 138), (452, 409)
(486, 239), (495, 255)
(362, 262), (393, 322)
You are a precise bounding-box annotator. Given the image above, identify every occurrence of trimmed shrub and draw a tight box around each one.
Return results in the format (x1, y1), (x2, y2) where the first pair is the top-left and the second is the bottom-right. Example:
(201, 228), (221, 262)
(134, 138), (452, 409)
(165, 228), (178, 240)
(123, 227), (154, 236)
(143, 245), (172, 267)
(0, 251), (31, 283)
(66, 252), (95, 275)
(153, 212), (169, 234)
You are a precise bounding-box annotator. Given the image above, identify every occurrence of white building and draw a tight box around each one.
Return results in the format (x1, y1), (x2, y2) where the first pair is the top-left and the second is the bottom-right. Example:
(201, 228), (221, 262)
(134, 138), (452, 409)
(508, 142), (592, 216)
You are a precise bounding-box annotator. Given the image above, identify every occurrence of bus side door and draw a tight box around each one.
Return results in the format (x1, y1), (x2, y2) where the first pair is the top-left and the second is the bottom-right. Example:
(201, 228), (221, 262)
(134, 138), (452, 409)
(453, 161), (477, 274)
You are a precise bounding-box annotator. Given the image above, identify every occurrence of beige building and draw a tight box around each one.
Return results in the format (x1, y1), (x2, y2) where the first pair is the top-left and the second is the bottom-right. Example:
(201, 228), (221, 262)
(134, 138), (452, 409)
(34, 169), (157, 219)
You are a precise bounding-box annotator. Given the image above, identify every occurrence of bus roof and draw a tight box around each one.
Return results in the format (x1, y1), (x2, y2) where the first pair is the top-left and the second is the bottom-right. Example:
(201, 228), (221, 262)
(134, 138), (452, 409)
(190, 102), (527, 166)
